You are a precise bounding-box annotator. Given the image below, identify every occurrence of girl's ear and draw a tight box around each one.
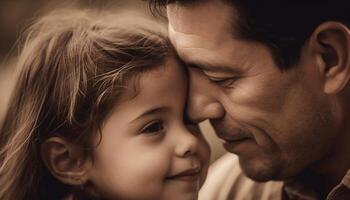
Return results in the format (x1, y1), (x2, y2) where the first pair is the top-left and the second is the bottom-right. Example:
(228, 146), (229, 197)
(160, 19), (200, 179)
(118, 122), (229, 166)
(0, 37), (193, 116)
(309, 21), (350, 94)
(41, 137), (91, 186)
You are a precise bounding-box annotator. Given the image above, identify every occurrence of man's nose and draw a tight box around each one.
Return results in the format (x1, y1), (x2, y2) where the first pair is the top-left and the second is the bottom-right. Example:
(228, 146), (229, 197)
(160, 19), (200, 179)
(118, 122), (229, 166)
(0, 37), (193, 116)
(187, 68), (225, 123)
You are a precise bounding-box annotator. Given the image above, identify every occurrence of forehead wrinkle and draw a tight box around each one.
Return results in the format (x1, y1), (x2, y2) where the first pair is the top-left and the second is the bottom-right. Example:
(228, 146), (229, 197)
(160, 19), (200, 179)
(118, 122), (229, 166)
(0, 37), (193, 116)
(169, 33), (228, 63)
(167, 0), (233, 38)
(168, 26), (232, 68)
(168, 24), (217, 50)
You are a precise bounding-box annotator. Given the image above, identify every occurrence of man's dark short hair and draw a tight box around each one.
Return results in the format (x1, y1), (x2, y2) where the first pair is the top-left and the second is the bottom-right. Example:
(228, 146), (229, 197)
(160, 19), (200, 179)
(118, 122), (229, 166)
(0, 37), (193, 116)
(146, 0), (350, 70)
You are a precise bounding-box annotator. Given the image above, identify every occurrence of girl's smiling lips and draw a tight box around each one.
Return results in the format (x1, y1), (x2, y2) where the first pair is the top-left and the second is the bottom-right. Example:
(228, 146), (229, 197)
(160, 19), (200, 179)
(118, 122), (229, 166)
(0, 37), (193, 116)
(166, 167), (202, 181)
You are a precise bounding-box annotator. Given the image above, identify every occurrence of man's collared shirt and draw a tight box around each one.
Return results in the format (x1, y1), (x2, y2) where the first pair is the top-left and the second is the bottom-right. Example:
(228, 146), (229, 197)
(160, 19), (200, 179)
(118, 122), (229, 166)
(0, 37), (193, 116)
(199, 153), (350, 200)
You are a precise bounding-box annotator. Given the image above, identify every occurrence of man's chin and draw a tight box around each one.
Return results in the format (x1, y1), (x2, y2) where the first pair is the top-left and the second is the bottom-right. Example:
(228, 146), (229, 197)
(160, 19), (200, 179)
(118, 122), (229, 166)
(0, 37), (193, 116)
(238, 157), (283, 182)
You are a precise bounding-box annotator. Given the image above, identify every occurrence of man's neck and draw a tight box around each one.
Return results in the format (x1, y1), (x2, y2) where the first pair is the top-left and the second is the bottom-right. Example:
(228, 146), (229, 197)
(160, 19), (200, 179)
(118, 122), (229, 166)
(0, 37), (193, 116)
(309, 117), (350, 195)
(284, 169), (330, 199)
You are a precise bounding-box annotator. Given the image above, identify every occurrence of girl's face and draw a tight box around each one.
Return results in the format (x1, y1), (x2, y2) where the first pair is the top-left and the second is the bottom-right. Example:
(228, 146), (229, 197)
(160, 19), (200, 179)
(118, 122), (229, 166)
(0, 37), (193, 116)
(88, 57), (210, 200)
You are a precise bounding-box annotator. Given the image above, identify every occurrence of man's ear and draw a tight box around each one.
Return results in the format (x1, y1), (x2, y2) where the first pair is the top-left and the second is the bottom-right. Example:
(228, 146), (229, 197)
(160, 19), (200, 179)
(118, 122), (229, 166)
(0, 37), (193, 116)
(41, 137), (91, 186)
(309, 21), (350, 94)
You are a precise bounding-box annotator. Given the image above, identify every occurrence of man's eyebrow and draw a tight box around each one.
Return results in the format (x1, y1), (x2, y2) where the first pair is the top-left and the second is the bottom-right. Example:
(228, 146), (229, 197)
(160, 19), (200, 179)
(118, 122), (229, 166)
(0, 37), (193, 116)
(186, 61), (241, 74)
(131, 106), (169, 122)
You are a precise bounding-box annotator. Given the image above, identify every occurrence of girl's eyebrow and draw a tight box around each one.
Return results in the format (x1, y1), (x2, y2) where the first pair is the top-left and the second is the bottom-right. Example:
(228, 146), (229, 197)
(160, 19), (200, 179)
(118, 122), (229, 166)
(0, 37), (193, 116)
(132, 106), (170, 122)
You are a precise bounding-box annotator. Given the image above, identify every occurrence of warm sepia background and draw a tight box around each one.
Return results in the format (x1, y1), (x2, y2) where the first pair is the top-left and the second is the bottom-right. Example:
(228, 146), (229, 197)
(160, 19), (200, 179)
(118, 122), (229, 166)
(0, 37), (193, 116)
(0, 0), (225, 163)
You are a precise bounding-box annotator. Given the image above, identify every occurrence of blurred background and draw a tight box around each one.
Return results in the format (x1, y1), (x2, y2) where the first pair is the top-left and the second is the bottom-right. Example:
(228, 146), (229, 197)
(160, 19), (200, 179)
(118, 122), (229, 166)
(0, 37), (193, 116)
(0, 0), (225, 163)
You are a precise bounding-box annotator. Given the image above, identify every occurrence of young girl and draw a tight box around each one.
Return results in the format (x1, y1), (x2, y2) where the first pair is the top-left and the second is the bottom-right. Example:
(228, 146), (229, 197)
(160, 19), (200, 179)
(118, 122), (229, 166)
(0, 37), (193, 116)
(0, 9), (210, 200)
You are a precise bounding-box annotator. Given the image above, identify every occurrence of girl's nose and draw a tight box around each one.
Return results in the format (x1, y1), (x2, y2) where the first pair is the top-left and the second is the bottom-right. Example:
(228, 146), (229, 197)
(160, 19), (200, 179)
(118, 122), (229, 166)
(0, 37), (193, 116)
(175, 127), (200, 158)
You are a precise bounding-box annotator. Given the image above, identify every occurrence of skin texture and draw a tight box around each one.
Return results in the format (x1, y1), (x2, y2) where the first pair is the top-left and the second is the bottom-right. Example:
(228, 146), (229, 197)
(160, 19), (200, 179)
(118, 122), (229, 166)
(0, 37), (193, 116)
(166, 0), (350, 188)
(87, 57), (210, 200)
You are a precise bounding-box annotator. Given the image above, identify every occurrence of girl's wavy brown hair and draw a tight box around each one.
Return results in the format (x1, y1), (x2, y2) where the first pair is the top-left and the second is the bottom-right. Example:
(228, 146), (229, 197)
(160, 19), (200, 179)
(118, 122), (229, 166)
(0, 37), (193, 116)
(0, 9), (171, 200)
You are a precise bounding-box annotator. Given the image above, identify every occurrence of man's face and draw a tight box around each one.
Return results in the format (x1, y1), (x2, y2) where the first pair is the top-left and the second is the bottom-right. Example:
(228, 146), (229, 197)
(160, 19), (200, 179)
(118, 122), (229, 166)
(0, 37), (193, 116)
(167, 0), (339, 181)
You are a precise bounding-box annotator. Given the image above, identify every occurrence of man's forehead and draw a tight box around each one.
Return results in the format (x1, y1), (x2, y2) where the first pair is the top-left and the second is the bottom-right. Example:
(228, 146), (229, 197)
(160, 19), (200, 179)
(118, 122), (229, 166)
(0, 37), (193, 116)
(167, 0), (235, 61)
(168, 26), (213, 51)
(166, 0), (234, 38)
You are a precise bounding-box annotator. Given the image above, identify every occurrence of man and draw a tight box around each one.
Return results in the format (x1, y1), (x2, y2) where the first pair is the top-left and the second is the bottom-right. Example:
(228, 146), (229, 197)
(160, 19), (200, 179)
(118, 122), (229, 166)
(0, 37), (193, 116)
(146, 0), (350, 199)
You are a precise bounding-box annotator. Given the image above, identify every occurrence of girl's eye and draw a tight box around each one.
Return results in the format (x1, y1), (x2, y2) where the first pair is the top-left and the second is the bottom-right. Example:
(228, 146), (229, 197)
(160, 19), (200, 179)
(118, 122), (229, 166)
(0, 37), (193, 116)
(141, 120), (165, 134)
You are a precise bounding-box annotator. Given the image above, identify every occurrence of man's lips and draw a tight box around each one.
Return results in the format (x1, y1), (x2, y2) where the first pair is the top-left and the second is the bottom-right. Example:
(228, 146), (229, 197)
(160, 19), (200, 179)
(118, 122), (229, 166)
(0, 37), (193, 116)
(211, 123), (254, 142)
(167, 167), (201, 181)
(218, 134), (252, 143)
(220, 134), (256, 154)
